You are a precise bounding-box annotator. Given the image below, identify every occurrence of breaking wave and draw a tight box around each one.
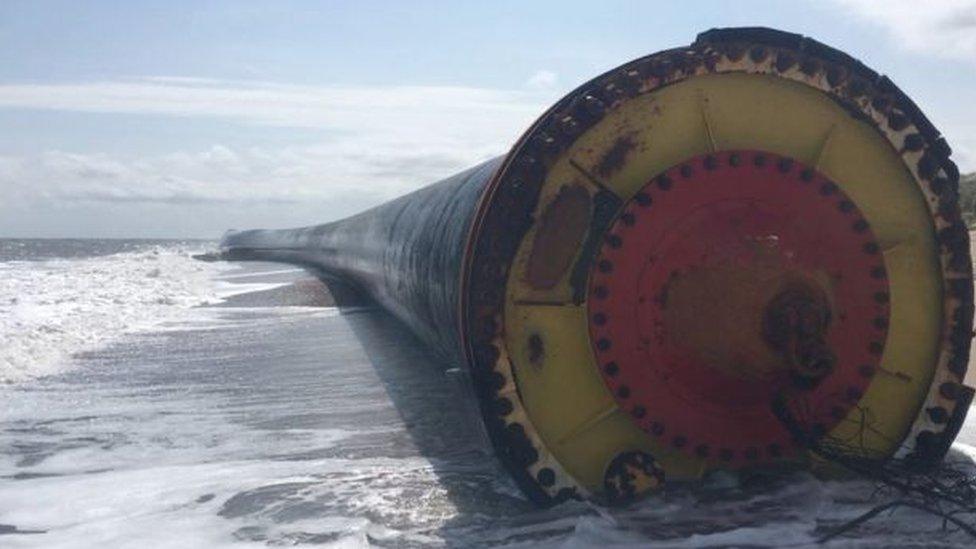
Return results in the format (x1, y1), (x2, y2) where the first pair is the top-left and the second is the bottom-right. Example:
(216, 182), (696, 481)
(0, 242), (240, 382)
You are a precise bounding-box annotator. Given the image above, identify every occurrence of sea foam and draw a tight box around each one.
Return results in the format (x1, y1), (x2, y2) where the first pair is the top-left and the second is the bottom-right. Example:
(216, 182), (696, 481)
(0, 244), (250, 383)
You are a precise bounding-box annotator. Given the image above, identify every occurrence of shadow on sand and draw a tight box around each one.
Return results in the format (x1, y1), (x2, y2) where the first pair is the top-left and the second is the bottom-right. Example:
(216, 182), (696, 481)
(337, 303), (590, 547)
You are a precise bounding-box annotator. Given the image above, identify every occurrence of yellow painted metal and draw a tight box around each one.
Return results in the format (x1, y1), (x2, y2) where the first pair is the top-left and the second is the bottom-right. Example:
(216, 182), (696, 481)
(502, 72), (943, 494)
(504, 303), (707, 489)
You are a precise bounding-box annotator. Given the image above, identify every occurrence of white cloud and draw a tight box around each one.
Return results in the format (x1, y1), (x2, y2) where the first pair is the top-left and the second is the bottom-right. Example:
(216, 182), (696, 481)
(0, 139), (517, 236)
(525, 70), (558, 90)
(0, 77), (561, 235)
(0, 78), (547, 138)
(0, 140), (498, 208)
(830, 0), (976, 61)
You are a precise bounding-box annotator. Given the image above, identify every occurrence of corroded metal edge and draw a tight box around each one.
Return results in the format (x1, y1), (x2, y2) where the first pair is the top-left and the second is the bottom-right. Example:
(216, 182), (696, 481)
(460, 26), (974, 505)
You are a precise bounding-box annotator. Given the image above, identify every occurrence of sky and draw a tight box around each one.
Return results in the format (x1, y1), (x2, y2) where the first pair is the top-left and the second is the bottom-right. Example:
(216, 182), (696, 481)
(1, 1), (974, 238)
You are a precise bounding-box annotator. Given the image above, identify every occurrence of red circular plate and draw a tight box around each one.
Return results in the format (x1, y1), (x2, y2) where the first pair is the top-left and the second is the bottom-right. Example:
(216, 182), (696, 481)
(587, 150), (889, 465)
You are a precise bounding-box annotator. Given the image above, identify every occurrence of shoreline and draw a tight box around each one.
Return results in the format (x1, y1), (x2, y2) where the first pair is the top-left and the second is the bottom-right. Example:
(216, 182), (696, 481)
(214, 277), (335, 308)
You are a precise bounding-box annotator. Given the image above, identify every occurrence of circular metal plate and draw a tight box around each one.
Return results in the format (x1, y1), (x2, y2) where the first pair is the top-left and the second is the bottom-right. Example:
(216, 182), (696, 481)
(465, 30), (969, 503)
(587, 150), (890, 465)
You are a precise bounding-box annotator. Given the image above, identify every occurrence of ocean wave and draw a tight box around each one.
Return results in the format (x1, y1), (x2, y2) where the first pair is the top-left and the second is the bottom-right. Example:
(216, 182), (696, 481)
(0, 243), (233, 383)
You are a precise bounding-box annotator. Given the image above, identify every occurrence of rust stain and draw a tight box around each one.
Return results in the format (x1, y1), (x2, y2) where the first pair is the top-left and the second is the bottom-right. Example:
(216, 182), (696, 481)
(603, 451), (664, 505)
(527, 333), (545, 365)
(526, 184), (592, 289)
(595, 132), (637, 179)
(662, 264), (830, 382)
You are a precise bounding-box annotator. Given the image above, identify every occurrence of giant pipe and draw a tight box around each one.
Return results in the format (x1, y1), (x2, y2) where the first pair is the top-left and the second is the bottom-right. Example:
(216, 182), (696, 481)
(222, 27), (975, 506)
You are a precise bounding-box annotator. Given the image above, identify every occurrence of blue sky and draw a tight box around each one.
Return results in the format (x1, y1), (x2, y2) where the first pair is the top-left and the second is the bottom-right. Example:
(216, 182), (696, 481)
(1, 0), (974, 237)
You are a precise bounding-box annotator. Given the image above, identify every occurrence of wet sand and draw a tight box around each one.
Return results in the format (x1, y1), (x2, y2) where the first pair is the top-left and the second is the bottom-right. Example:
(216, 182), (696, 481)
(216, 277), (335, 308)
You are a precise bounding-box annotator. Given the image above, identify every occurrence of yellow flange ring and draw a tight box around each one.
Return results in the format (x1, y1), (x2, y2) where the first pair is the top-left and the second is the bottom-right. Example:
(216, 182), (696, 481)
(461, 28), (973, 505)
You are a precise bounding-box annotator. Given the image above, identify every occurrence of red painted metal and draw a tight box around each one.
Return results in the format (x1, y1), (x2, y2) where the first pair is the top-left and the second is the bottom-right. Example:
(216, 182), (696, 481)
(587, 151), (890, 465)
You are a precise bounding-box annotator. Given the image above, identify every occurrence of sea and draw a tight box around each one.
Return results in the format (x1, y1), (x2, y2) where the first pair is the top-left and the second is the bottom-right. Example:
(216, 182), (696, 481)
(1, 238), (976, 548)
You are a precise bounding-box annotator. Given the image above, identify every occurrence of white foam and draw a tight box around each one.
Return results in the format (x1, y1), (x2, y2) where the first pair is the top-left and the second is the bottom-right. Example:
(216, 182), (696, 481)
(0, 244), (277, 383)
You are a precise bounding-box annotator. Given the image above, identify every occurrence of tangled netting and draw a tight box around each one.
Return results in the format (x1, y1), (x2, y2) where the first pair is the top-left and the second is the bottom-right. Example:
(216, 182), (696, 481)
(773, 393), (976, 543)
